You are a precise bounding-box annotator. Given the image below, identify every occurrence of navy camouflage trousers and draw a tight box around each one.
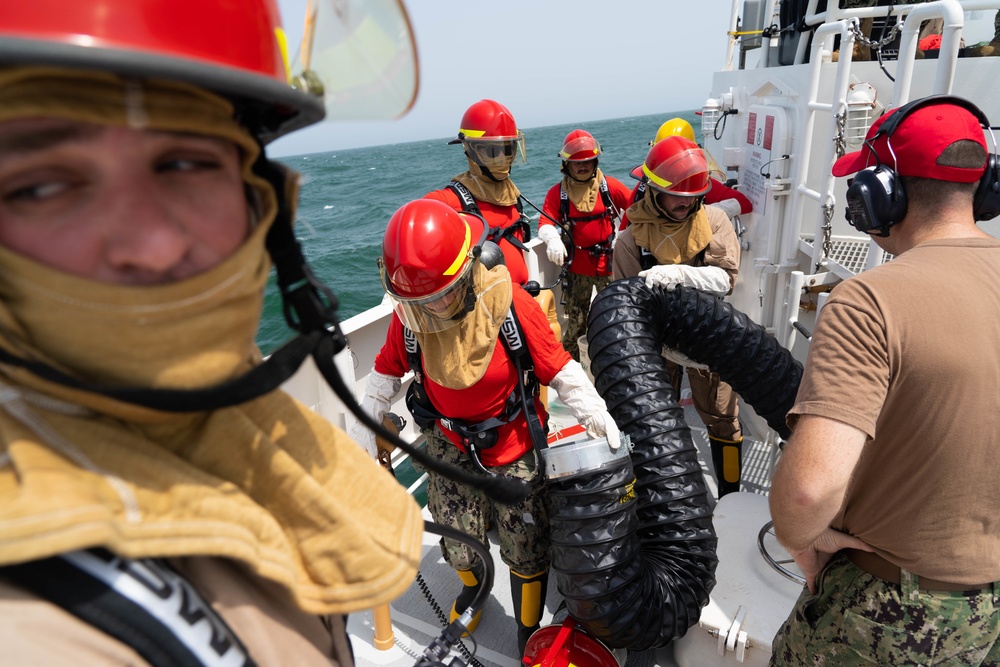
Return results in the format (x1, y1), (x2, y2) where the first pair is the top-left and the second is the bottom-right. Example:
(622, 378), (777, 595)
(771, 552), (1000, 666)
(421, 425), (550, 575)
(561, 272), (611, 362)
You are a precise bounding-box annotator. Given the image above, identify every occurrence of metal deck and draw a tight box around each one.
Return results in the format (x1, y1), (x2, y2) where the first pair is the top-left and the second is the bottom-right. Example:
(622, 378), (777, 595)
(348, 377), (781, 667)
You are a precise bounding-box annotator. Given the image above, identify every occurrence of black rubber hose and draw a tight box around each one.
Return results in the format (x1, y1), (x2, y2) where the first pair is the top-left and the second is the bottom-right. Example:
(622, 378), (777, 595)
(589, 279), (801, 439)
(546, 278), (802, 649)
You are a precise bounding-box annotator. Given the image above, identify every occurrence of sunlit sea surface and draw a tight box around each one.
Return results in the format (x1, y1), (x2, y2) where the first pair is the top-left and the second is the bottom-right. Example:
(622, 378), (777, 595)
(259, 109), (700, 354)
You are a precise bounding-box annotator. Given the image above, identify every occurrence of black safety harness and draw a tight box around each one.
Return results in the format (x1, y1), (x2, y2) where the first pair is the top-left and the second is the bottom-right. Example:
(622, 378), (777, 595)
(403, 301), (547, 472)
(447, 181), (532, 253)
(558, 176), (621, 263)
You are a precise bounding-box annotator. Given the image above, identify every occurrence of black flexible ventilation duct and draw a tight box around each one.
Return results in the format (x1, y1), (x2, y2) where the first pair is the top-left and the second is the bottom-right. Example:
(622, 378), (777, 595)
(546, 278), (802, 650)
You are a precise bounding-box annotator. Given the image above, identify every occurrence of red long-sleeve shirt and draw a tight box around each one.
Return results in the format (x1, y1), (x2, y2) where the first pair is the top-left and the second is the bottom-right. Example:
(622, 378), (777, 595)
(540, 175), (632, 276)
(374, 286), (571, 466)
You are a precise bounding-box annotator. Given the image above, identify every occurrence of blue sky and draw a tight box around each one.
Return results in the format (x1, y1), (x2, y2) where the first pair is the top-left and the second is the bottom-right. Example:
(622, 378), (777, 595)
(270, 0), (734, 156)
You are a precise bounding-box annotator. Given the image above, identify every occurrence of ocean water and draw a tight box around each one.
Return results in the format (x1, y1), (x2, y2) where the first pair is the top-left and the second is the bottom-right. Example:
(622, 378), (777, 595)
(258, 109), (700, 354)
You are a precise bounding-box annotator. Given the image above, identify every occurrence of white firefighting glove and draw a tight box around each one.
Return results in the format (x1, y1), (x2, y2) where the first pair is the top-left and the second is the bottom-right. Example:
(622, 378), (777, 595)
(537, 224), (567, 266)
(348, 369), (402, 459)
(549, 360), (622, 450)
(709, 198), (743, 220)
(638, 264), (731, 296)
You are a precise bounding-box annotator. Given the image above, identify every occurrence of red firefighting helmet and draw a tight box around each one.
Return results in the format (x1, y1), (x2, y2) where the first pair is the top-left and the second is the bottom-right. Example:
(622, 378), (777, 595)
(559, 129), (602, 162)
(448, 99), (525, 165)
(0, 0), (325, 142)
(380, 200), (488, 333)
(522, 619), (621, 667)
(641, 135), (712, 197)
(451, 99), (520, 142)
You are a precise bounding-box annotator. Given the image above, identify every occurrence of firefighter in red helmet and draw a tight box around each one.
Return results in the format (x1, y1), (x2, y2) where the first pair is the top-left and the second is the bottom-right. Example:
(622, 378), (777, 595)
(424, 99), (533, 285)
(613, 136), (745, 497)
(354, 198), (621, 655)
(0, 1), (422, 664)
(625, 117), (752, 226)
(537, 129), (631, 361)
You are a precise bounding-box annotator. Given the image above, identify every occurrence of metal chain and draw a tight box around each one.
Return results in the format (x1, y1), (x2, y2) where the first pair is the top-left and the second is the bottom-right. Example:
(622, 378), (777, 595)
(834, 110), (847, 159)
(848, 16), (900, 50)
(819, 203), (835, 271)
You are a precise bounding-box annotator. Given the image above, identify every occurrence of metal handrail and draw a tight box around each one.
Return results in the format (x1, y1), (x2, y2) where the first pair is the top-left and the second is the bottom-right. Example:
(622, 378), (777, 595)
(757, 520), (807, 586)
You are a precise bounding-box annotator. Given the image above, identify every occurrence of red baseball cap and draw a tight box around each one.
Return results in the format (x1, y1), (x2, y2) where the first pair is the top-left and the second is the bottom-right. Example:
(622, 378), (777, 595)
(832, 101), (988, 183)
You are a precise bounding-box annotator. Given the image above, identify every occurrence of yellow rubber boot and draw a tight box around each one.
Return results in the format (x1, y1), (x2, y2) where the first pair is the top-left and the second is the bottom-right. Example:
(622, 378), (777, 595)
(709, 435), (743, 497)
(449, 560), (486, 635)
(511, 568), (548, 657)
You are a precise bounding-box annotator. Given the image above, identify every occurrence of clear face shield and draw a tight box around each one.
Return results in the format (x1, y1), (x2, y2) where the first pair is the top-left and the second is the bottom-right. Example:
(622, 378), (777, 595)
(382, 263), (477, 333)
(643, 146), (712, 198)
(704, 148), (728, 183)
(559, 135), (601, 161)
(464, 131), (526, 169)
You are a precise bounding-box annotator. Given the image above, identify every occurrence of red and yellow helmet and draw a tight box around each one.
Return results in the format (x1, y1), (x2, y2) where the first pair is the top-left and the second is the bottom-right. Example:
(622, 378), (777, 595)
(641, 136), (712, 197)
(449, 99), (525, 165)
(452, 99), (519, 142)
(559, 129), (601, 162)
(380, 200), (488, 333)
(0, 0), (324, 142)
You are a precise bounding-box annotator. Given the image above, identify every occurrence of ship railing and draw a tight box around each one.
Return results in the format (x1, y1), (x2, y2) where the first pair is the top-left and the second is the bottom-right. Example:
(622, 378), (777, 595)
(728, 0), (996, 70)
(774, 0), (970, 351)
(798, 0), (965, 272)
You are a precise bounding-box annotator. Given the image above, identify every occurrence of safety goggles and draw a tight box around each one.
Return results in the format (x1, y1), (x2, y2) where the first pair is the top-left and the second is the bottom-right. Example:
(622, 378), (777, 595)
(465, 132), (526, 167)
(475, 142), (517, 159)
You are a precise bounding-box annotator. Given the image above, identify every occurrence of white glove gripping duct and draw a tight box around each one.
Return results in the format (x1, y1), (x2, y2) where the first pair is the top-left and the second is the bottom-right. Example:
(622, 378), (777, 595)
(537, 224), (567, 266)
(348, 368), (401, 459)
(638, 264), (731, 296)
(549, 360), (621, 450)
(709, 198), (742, 220)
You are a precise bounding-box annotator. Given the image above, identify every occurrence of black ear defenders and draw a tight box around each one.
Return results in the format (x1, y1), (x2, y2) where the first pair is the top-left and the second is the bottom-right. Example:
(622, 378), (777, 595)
(845, 95), (1000, 236)
(845, 166), (906, 237)
(973, 153), (1000, 221)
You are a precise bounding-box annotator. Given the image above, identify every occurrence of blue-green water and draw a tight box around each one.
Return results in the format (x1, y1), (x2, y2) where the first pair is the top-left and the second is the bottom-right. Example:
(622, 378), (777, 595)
(258, 109), (700, 355)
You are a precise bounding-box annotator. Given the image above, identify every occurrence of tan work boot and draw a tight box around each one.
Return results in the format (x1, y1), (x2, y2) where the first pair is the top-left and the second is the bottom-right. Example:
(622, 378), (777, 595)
(853, 17), (874, 61)
(832, 17), (872, 62)
(972, 41), (1000, 57)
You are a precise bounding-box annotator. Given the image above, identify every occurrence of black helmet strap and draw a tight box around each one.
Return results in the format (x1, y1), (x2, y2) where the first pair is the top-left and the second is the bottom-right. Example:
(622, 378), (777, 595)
(0, 151), (532, 505)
